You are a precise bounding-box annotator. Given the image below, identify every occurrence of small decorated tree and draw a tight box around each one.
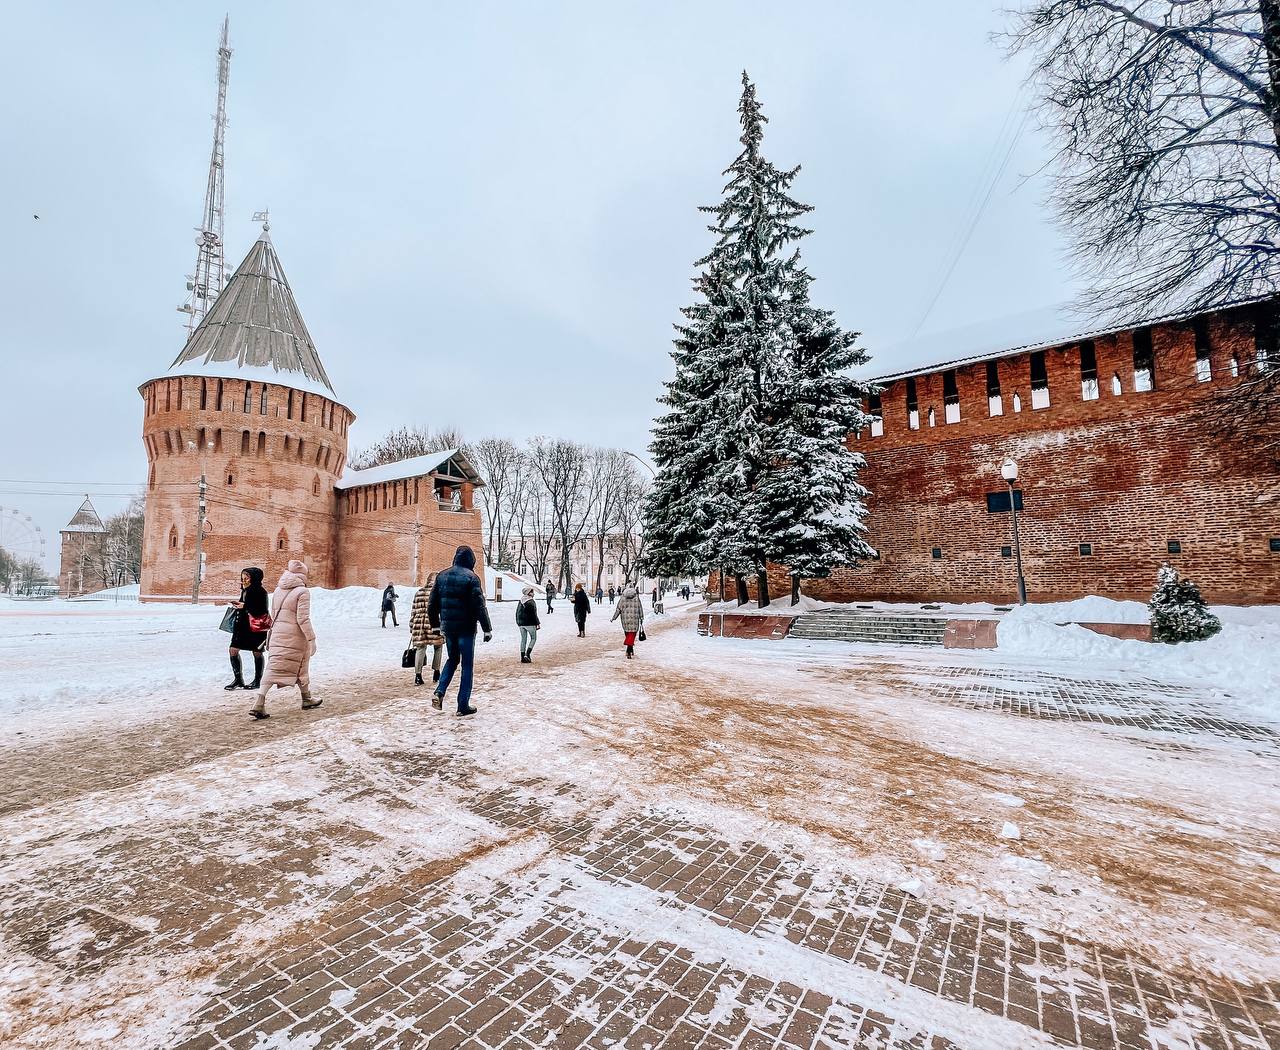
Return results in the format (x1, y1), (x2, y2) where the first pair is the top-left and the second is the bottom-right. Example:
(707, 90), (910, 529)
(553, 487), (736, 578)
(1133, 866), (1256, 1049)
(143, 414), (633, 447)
(1149, 563), (1222, 644)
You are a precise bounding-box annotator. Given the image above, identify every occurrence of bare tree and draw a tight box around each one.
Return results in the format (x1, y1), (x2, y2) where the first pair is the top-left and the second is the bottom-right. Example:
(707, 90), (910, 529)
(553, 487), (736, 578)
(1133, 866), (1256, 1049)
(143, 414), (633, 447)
(1006, 0), (1280, 456)
(615, 472), (650, 586)
(584, 448), (632, 592)
(470, 437), (523, 568)
(508, 465), (555, 583)
(349, 425), (466, 470)
(526, 437), (592, 593)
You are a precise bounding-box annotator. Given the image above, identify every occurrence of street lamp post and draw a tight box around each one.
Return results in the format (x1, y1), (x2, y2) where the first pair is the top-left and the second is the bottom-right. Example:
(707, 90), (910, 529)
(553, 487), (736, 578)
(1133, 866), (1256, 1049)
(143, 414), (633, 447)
(1000, 458), (1027, 605)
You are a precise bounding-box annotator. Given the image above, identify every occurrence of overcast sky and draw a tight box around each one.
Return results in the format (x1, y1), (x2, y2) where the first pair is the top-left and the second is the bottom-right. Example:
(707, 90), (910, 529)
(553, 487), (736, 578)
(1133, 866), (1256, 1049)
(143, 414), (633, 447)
(0, 1), (1078, 568)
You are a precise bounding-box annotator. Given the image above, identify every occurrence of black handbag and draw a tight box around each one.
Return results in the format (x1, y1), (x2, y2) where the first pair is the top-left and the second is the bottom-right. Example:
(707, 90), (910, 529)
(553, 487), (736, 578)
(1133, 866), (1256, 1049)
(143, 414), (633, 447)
(401, 647), (416, 668)
(638, 628), (647, 642)
(218, 607), (237, 633)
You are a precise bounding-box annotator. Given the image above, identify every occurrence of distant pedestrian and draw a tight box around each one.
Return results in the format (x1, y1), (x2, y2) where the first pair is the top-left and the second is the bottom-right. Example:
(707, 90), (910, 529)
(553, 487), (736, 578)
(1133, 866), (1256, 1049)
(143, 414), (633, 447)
(225, 566), (269, 691)
(595, 585), (604, 605)
(611, 585), (645, 659)
(250, 560), (321, 719)
(608, 585), (616, 604)
(545, 580), (556, 614)
(381, 582), (399, 627)
(516, 585), (540, 662)
(428, 546), (493, 716)
(409, 571), (444, 686)
(572, 583), (591, 637)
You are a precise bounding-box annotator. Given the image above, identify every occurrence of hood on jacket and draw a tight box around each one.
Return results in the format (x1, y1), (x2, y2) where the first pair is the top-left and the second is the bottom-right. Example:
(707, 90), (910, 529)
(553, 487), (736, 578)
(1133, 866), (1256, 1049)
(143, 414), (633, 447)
(522, 586), (535, 598)
(287, 559), (308, 577)
(279, 560), (308, 591)
(452, 546), (476, 571)
(243, 567), (264, 588)
(623, 586), (637, 599)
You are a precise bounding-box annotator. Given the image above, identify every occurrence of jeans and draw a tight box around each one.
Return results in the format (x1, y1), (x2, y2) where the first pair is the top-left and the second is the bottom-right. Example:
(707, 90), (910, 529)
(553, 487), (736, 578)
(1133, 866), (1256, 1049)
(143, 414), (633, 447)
(519, 625), (537, 654)
(436, 632), (476, 709)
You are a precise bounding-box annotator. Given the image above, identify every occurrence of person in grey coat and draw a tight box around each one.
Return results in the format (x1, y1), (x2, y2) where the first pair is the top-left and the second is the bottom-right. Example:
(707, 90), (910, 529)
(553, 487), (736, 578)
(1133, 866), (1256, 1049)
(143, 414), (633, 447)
(610, 585), (645, 659)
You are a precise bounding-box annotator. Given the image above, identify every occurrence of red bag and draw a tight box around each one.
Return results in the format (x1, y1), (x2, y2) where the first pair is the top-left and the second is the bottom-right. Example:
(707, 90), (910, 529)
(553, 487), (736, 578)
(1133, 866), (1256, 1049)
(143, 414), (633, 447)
(248, 612), (273, 632)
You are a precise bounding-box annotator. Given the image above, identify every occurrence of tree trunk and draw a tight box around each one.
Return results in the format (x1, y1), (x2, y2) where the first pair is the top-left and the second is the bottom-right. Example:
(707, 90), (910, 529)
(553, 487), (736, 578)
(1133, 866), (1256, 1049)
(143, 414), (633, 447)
(756, 568), (771, 608)
(1262, 0), (1280, 145)
(790, 574), (801, 606)
(718, 570), (726, 603)
(734, 575), (749, 606)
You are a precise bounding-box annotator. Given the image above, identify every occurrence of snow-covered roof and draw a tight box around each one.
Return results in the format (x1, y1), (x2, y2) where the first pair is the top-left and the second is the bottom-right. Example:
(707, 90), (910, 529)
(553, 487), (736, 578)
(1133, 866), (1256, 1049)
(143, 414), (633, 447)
(859, 293), (1276, 385)
(335, 448), (485, 490)
(146, 231), (340, 402)
(63, 496), (105, 534)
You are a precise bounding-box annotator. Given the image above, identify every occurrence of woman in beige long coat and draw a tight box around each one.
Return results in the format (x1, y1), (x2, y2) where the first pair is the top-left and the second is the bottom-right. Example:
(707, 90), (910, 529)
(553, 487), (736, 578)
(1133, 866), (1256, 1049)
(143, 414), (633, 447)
(250, 559), (322, 720)
(409, 571), (445, 686)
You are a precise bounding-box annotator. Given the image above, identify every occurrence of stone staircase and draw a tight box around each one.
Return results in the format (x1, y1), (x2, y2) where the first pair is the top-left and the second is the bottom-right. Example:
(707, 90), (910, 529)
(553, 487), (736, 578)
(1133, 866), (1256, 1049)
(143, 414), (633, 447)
(788, 611), (949, 647)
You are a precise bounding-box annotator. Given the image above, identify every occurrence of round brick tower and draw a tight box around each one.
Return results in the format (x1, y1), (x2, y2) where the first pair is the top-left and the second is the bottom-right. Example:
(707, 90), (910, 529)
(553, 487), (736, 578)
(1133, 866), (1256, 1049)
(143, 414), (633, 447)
(138, 229), (355, 601)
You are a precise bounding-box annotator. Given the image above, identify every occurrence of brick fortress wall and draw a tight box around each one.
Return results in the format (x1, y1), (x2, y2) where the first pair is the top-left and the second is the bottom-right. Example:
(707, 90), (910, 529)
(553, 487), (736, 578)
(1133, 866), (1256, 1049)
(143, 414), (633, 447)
(714, 301), (1280, 605)
(138, 375), (352, 600)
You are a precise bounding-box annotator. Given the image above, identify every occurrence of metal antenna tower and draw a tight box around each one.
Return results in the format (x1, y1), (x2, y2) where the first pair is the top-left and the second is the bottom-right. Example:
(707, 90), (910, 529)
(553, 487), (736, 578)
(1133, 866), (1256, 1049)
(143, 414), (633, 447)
(178, 15), (232, 336)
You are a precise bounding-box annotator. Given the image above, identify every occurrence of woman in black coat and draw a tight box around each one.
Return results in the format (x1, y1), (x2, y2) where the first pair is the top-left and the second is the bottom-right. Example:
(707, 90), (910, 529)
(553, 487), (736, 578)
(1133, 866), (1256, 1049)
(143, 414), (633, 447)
(572, 583), (591, 637)
(225, 566), (270, 690)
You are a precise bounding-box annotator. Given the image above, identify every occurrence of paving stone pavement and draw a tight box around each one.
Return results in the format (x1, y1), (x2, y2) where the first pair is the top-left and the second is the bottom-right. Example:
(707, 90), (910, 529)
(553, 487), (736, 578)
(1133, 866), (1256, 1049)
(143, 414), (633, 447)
(2, 632), (1277, 1049)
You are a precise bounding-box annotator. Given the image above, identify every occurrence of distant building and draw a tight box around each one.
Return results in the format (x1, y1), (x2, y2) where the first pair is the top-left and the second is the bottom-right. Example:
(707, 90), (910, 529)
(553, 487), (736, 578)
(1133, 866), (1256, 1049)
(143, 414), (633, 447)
(136, 229), (485, 602)
(58, 496), (106, 598)
(723, 297), (1280, 605)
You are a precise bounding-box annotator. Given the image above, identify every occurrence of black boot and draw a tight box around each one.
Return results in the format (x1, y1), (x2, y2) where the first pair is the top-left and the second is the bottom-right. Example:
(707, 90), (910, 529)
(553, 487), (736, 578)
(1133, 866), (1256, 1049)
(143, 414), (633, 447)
(248, 652), (264, 690)
(225, 653), (245, 690)
(626, 645), (634, 659)
(432, 668), (441, 683)
(414, 673), (424, 686)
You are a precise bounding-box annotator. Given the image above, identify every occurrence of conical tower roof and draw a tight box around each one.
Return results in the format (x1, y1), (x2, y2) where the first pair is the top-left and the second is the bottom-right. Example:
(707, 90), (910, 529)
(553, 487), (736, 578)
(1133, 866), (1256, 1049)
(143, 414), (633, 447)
(63, 496), (105, 534)
(159, 231), (337, 398)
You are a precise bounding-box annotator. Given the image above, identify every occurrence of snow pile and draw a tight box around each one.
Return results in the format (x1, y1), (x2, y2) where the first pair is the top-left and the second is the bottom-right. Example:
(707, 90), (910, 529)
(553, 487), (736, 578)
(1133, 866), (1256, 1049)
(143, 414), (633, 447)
(999, 603), (1280, 722)
(705, 594), (828, 615)
(70, 583), (141, 602)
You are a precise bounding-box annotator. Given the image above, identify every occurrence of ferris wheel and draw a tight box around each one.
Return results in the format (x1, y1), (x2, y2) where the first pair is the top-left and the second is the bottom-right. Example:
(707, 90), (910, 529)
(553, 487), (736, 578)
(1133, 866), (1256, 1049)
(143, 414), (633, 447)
(0, 506), (46, 565)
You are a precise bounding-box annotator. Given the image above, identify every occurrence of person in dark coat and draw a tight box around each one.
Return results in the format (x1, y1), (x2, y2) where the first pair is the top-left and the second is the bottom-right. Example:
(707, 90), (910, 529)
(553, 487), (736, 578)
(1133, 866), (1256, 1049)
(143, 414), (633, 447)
(515, 585), (540, 662)
(545, 580), (556, 613)
(572, 583), (591, 637)
(381, 583), (399, 627)
(608, 585), (616, 604)
(225, 567), (269, 690)
(428, 546), (493, 716)
(594, 585), (604, 605)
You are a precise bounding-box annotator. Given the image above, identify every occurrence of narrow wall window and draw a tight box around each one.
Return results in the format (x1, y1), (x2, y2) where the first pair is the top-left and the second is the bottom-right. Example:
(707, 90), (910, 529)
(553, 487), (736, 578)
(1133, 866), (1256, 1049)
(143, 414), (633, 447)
(927, 406), (936, 427)
(215, 379), (224, 411)
(1256, 304), (1278, 371)
(148, 466), (155, 490)
(1079, 340), (1099, 401)
(1133, 327), (1155, 391)
(176, 378), (184, 409)
(1112, 372), (1122, 395)
(987, 361), (1003, 416)
(287, 390), (295, 419)
(1012, 391), (1022, 412)
(277, 529), (288, 552)
(313, 475), (321, 496)
(227, 473), (234, 486)
(168, 525), (178, 550)
(1193, 317), (1212, 382)
(214, 429), (222, 452)
(943, 370), (960, 423)
(256, 432), (266, 457)
(241, 430), (250, 455)
(283, 435), (291, 455)
(906, 378), (920, 430)
(867, 393), (883, 437)
(164, 431), (174, 454)
(260, 386), (268, 414)
(1230, 355), (1240, 377)
(300, 395), (307, 423)
(200, 380), (208, 410)
(165, 382), (172, 412)
(243, 383), (252, 413)
(1030, 350), (1051, 408)
(296, 439), (305, 462)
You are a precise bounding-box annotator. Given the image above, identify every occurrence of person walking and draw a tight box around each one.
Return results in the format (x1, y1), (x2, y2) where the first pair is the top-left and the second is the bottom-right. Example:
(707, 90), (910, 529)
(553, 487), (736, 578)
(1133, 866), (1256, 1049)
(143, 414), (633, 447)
(428, 546), (492, 716)
(250, 560), (321, 720)
(594, 585), (604, 605)
(607, 585), (615, 604)
(572, 583), (591, 637)
(611, 585), (645, 659)
(545, 580), (556, 614)
(516, 585), (540, 662)
(224, 566), (269, 691)
(409, 571), (445, 686)
(381, 583), (399, 627)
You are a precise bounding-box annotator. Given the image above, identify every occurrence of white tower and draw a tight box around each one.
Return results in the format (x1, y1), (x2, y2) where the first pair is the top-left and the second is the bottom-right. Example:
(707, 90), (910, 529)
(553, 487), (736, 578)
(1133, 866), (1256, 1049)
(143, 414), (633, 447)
(178, 15), (232, 336)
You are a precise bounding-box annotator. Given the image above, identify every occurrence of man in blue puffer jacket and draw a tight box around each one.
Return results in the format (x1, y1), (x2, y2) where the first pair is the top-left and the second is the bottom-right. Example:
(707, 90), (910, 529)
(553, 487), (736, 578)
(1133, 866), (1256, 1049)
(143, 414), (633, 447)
(427, 545), (493, 716)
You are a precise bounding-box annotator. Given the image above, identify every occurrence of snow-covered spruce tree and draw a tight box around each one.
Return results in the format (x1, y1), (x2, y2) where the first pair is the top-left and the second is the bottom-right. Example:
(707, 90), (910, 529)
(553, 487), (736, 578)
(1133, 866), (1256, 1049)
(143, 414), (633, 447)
(758, 266), (876, 604)
(1149, 563), (1222, 643)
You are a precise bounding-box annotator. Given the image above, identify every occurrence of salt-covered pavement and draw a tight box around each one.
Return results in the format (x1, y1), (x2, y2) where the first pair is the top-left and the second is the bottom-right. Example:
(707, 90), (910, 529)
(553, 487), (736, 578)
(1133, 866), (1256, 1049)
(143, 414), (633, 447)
(0, 591), (1277, 1049)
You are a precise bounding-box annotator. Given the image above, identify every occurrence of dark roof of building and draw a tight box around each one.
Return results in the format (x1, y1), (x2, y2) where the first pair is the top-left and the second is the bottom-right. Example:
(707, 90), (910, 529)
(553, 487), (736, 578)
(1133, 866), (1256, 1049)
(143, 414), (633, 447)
(158, 231), (337, 398)
(863, 292), (1277, 385)
(63, 496), (105, 534)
